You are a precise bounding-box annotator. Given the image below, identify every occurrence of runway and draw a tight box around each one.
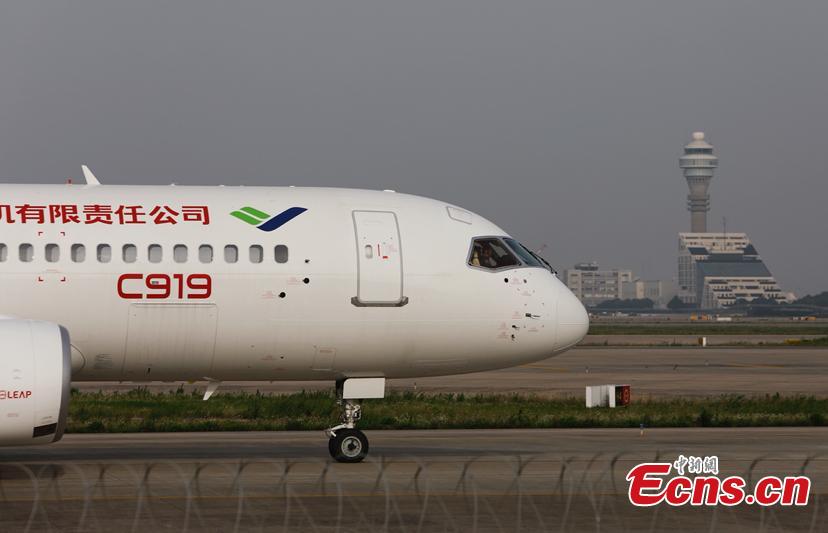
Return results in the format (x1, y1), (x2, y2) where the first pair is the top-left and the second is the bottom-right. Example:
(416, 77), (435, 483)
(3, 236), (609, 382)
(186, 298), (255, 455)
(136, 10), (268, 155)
(581, 334), (826, 346)
(1, 429), (826, 531)
(75, 345), (828, 398)
(3, 427), (828, 463)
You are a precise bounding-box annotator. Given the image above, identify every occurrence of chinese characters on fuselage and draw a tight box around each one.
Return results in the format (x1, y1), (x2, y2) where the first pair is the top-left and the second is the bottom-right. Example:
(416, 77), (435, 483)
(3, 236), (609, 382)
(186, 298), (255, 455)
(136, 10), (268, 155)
(0, 204), (210, 225)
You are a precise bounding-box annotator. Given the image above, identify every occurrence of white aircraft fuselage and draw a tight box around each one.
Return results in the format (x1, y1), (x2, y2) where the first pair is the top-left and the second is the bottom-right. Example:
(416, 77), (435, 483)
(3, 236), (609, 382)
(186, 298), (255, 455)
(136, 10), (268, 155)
(0, 184), (588, 384)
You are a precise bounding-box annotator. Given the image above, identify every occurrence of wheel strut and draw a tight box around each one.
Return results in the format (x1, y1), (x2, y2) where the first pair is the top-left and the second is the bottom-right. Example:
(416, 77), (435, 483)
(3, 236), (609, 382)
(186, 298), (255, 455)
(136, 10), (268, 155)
(325, 378), (384, 463)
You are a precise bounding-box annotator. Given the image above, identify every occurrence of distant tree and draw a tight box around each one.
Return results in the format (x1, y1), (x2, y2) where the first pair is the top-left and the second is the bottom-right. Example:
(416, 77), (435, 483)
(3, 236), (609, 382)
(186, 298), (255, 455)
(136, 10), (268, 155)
(795, 291), (828, 307)
(667, 295), (693, 310)
(596, 298), (654, 310)
(730, 298), (750, 308)
(728, 296), (779, 308)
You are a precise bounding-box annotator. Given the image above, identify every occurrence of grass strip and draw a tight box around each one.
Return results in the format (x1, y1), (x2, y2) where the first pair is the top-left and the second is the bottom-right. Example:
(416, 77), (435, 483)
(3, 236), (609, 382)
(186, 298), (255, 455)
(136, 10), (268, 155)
(798, 337), (828, 346)
(67, 390), (828, 433)
(588, 324), (828, 336)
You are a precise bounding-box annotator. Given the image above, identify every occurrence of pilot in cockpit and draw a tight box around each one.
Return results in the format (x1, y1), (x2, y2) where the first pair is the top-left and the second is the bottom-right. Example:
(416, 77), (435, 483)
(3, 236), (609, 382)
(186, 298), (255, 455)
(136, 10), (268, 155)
(479, 243), (498, 268)
(471, 241), (499, 268)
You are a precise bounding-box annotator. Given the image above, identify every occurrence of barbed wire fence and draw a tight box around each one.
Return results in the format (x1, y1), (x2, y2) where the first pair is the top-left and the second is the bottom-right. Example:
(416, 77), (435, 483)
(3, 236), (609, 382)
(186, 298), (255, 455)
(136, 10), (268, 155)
(0, 452), (824, 532)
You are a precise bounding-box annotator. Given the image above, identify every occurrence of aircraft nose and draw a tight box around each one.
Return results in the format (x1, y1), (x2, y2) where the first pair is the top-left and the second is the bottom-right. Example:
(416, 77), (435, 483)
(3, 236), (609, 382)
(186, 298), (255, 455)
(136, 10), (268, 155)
(557, 286), (589, 349)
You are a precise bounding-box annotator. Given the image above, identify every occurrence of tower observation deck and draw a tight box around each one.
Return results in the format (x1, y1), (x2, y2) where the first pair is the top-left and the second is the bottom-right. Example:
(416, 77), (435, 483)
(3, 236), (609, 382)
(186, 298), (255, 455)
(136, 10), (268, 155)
(679, 132), (718, 232)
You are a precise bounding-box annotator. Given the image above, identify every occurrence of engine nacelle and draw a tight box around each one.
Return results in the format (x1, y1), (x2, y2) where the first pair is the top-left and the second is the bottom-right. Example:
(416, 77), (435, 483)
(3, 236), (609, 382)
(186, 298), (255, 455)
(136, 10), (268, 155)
(0, 320), (71, 445)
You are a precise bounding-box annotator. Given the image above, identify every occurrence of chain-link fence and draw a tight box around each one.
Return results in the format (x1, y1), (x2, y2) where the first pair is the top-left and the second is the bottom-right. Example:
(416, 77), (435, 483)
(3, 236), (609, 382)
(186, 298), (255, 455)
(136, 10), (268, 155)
(0, 452), (825, 532)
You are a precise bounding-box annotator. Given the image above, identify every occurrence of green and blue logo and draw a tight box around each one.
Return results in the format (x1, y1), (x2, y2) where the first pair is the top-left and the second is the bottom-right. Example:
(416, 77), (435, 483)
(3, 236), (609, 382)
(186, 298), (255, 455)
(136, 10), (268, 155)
(230, 206), (307, 232)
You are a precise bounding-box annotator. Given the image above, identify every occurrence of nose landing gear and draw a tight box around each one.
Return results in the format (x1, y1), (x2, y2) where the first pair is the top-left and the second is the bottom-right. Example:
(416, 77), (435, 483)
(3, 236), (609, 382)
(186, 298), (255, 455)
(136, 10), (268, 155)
(324, 377), (385, 463)
(325, 400), (369, 463)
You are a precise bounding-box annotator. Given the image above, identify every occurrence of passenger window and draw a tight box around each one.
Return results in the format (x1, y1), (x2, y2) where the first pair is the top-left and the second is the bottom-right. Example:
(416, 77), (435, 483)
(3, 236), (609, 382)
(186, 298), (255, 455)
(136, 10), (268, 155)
(148, 244), (163, 263)
(174, 244), (188, 263)
(45, 244), (60, 263)
(224, 245), (238, 263)
(97, 244), (111, 263)
(20, 244), (34, 262)
(71, 244), (86, 263)
(199, 245), (213, 263)
(249, 245), (263, 264)
(274, 244), (288, 264)
(123, 244), (137, 263)
(0, 243), (6, 262)
(468, 238), (519, 270)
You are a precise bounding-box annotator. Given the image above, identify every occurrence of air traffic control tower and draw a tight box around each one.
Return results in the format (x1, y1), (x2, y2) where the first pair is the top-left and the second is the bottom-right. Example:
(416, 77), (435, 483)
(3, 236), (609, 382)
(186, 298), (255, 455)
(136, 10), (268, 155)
(679, 131), (718, 232)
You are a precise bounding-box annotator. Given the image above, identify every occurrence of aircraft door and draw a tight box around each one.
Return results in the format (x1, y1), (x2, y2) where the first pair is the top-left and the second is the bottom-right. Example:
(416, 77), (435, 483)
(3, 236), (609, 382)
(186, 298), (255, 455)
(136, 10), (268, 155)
(352, 211), (407, 306)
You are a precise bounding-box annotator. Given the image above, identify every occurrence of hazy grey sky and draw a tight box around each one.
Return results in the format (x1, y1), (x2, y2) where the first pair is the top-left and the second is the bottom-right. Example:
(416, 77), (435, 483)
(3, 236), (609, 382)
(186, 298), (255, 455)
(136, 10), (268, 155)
(1, 1), (826, 295)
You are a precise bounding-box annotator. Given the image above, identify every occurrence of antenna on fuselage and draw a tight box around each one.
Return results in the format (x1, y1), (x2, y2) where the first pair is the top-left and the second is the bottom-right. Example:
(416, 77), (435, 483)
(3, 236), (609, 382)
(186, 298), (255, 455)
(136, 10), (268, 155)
(81, 165), (101, 185)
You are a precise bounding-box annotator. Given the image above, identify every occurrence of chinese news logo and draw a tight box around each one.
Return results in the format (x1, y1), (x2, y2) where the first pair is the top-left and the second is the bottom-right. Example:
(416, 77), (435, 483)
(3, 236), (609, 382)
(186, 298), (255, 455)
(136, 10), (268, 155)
(627, 455), (810, 507)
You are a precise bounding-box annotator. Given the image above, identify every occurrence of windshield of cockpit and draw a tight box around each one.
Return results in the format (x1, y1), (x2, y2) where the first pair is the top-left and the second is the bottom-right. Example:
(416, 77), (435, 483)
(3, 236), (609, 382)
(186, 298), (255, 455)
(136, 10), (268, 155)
(468, 237), (554, 272)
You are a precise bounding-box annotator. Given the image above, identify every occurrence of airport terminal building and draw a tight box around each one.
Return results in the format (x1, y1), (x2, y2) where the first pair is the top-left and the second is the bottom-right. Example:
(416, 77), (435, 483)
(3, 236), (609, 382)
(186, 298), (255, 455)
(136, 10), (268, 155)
(677, 232), (786, 308)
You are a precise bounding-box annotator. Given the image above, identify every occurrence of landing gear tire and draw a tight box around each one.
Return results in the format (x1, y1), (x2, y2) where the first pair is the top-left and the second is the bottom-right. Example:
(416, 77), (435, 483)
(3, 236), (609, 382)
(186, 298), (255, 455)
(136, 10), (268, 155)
(329, 429), (369, 463)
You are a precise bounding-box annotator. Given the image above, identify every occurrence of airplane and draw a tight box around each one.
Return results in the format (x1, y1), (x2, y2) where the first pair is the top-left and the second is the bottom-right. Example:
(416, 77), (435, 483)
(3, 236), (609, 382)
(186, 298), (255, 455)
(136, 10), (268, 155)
(0, 168), (589, 462)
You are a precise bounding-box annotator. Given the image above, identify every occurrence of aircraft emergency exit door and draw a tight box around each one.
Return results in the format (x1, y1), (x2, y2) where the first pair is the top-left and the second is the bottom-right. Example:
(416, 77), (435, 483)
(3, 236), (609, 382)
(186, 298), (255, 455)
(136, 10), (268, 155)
(352, 210), (407, 306)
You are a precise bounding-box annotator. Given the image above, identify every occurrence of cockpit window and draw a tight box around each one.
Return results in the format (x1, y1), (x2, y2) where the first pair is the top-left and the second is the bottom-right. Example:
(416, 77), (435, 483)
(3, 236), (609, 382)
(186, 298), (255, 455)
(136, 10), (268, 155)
(503, 238), (543, 268)
(468, 236), (556, 273)
(536, 254), (555, 273)
(468, 238), (520, 270)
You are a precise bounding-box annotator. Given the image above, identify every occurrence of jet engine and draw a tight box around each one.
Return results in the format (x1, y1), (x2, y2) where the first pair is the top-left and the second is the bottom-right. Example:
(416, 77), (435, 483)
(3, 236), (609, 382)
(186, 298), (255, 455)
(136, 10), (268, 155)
(0, 319), (71, 445)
